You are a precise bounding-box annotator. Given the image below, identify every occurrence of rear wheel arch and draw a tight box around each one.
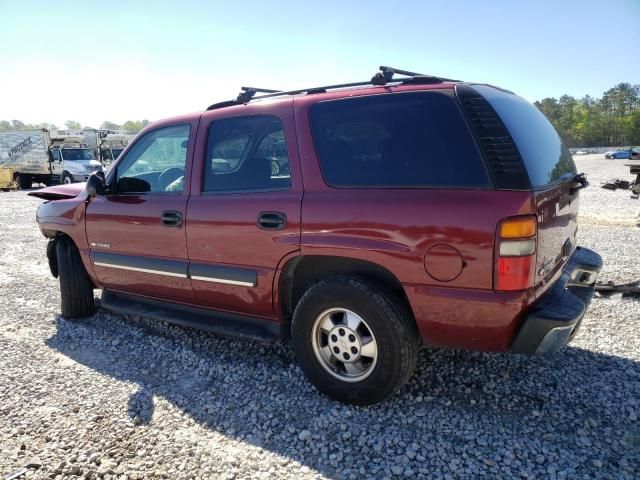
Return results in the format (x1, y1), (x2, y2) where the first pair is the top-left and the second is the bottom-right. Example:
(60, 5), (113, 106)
(290, 274), (419, 404)
(278, 255), (415, 326)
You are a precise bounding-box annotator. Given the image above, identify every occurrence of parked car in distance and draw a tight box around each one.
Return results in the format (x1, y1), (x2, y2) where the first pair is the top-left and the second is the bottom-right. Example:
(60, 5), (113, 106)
(574, 149), (589, 155)
(29, 66), (602, 405)
(605, 147), (639, 159)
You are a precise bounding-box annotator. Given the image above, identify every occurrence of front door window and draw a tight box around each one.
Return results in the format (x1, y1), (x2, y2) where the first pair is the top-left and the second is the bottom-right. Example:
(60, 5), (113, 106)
(115, 124), (190, 194)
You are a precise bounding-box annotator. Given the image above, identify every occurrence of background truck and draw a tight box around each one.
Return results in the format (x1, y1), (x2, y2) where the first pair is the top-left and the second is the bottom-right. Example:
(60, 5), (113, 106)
(97, 130), (134, 170)
(0, 129), (104, 189)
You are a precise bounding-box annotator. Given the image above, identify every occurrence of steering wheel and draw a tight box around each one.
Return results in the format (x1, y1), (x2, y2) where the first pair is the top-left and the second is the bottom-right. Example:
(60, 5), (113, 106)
(157, 167), (184, 191)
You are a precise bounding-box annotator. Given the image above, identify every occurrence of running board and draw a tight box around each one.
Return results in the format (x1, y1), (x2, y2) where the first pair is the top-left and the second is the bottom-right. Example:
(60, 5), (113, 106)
(100, 291), (282, 342)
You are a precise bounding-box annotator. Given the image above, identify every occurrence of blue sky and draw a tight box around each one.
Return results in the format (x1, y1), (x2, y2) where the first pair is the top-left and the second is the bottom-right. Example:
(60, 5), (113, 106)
(1, 0), (638, 127)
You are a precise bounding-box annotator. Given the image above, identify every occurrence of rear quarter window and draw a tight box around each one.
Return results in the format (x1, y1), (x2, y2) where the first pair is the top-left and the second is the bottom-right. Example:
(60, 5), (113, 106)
(472, 85), (576, 189)
(309, 91), (490, 188)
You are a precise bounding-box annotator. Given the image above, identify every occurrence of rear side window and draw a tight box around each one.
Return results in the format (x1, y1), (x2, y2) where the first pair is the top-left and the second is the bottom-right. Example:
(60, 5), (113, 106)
(309, 91), (489, 188)
(472, 85), (576, 189)
(204, 115), (291, 192)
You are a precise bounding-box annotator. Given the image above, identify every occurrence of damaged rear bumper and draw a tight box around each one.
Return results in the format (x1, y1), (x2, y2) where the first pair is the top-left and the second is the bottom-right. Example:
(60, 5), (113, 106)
(511, 247), (603, 354)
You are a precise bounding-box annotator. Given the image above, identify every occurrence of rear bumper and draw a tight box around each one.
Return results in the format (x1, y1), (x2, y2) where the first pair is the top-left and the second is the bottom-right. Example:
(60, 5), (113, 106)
(511, 247), (603, 354)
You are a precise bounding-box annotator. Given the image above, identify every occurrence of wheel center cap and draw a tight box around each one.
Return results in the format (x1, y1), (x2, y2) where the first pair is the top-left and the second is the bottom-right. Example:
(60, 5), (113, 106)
(327, 326), (361, 363)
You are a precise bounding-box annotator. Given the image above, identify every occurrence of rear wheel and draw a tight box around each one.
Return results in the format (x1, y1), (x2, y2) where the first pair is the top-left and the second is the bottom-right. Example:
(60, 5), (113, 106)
(291, 276), (418, 405)
(56, 236), (95, 319)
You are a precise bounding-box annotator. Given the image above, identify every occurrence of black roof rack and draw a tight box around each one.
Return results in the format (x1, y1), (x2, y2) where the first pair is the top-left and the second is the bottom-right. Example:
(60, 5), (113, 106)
(236, 86), (282, 103)
(206, 66), (459, 110)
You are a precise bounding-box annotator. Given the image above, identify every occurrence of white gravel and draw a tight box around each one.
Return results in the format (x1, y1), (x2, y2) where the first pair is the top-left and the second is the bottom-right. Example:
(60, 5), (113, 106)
(1, 155), (639, 479)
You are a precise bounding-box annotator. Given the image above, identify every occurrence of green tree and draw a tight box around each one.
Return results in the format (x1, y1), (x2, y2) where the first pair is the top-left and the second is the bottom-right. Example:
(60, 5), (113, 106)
(0, 120), (11, 130)
(100, 121), (121, 130)
(64, 120), (81, 130)
(122, 119), (150, 133)
(535, 83), (639, 147)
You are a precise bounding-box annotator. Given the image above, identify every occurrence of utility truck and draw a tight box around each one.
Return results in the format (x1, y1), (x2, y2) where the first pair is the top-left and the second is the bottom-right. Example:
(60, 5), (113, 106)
(0, 129), (104, 188)
(97, 130), (134, 170)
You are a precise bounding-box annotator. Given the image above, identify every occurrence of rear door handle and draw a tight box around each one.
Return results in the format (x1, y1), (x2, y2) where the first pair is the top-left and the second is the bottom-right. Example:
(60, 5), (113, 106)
(258, 211), (286, 230)
(161, 210), (183, 227)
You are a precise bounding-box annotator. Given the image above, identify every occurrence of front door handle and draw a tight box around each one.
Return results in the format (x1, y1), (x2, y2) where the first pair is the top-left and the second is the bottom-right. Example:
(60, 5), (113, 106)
(161, 210), (183, 227)
(258, 211), (286, 230)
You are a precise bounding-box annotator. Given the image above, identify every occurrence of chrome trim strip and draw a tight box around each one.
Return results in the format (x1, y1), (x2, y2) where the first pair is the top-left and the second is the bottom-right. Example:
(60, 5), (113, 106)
(93, 262), (188, 278)
(190, 275), (255, 287)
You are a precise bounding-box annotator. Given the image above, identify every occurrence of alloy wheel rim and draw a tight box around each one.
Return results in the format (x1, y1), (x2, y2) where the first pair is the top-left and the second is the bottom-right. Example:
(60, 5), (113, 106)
(311, 308), (378, 383)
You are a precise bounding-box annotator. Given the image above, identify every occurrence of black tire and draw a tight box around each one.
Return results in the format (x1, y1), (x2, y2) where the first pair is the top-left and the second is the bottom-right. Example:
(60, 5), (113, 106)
(56, 236), (95, 319)
(17, 174), (31, 190)
(291, 276), (419, 405)
(61, 173), (73, 185)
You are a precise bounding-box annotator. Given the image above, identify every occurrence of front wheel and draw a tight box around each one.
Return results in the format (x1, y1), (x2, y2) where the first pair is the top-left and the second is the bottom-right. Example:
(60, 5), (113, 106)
(62, 173), (73, 185)
(291, 276), (419, 405)
(56, 236), (95, 319)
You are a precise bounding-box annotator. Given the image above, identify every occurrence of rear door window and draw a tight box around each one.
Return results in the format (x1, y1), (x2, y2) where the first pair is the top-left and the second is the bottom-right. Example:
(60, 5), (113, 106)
(472, 85), (576, 189)
(309, 91), (489, 188)
(204, 115), (291, 192)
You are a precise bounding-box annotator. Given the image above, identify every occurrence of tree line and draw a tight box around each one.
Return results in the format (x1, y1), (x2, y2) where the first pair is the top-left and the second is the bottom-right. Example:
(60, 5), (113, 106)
(2, 82), (639, 146)
(0, 119), (150, 133)
(534, 83), (640, 148)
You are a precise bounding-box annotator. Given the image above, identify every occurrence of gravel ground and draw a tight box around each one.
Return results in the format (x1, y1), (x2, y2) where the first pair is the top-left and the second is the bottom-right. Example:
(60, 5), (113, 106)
(0, 155), (638, 480)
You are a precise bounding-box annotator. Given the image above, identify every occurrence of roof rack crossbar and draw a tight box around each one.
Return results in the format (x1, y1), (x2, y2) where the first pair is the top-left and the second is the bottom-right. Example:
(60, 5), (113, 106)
(236, 86), (282, 103)
(206, 66), (460, 110)
(372, 66), (426, 85)
(373, 66), (458, 85)
(239, 80), (377, 102)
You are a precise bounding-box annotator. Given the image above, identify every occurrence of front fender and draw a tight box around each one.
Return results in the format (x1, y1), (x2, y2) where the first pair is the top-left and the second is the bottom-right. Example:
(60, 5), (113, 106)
(34, 196), (102, 289)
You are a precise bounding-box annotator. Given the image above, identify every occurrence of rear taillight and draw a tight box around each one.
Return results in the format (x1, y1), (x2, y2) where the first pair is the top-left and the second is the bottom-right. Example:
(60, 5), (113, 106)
(495, 216), (537, 291)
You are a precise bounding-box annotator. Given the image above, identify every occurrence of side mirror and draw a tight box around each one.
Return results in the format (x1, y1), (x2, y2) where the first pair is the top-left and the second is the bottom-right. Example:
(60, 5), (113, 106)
(85, 172), (106, 197)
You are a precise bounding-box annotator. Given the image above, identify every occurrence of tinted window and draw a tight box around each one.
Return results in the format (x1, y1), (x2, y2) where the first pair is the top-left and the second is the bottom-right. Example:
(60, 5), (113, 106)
(473, 85), (576, 188)
(116, 124), (190, 193)
(309, 91), (489, 188)
(204, 115), (291, 192)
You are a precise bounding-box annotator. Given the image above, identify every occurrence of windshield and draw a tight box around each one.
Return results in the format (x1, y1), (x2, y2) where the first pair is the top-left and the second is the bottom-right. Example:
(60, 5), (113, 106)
(61, 148), (93, 161)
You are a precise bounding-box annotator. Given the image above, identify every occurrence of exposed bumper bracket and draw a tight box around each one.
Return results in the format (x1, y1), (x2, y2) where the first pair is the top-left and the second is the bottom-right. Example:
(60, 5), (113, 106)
(511, 247), (603, 354)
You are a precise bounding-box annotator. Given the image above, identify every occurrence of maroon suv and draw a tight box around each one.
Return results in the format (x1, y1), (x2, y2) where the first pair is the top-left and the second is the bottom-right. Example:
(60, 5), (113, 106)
(31, 67), (602, 405)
